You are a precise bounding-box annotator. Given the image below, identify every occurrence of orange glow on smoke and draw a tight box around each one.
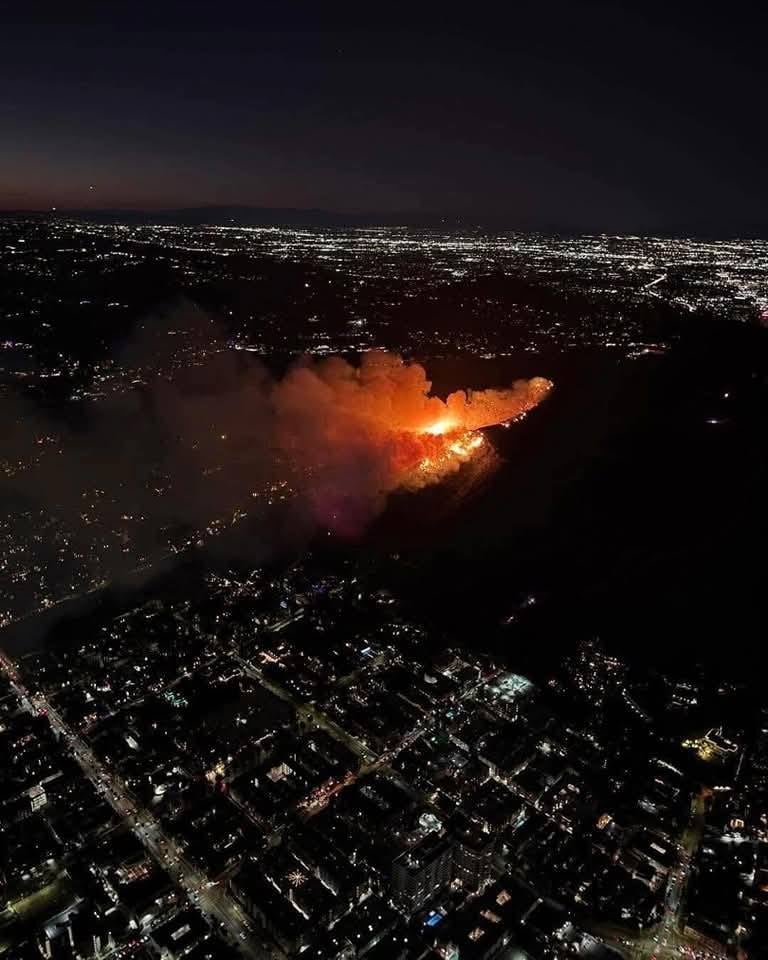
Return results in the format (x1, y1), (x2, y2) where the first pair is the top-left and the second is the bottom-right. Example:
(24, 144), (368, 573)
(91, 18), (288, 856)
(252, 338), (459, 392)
(422, 418), (458, 436)
(379, 373), (553, 487)
(270, 351), (553, 531)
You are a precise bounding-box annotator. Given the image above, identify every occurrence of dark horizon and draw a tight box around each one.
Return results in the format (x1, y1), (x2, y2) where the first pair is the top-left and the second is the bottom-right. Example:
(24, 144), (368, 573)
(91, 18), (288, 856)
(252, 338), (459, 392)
(2, 205), (768, 241)
(2, 2), (766, 235)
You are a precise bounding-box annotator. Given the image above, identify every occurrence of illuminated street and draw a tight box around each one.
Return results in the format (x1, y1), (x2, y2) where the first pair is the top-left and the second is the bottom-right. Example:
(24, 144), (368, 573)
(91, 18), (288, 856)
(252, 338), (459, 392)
(0, 649), (274, 960)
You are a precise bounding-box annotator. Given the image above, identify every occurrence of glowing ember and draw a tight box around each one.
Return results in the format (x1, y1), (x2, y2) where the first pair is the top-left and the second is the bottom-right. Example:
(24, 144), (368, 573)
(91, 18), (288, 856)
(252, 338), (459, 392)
(448, 432), (485, 457)
(416, 428), (487, 479)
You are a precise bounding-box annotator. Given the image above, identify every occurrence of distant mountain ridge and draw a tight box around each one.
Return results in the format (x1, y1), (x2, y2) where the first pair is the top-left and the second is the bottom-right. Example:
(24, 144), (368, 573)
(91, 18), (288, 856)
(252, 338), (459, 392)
(0, 206), (468, 229)
(1, 206), (767, 238)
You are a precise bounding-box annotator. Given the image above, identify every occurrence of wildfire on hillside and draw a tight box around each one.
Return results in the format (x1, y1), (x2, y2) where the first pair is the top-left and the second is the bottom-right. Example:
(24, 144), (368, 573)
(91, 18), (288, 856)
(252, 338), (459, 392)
(270, 351), (552, 532)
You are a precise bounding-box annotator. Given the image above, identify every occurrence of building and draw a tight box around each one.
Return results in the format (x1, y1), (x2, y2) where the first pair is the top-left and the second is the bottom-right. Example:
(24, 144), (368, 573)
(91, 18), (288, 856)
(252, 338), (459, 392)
(391, 831), (455, 912)
(452, 814), (496, 891)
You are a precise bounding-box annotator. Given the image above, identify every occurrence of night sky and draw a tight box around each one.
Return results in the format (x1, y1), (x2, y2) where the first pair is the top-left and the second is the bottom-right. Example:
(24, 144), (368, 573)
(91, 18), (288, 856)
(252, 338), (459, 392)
(2, 1), (766, 233)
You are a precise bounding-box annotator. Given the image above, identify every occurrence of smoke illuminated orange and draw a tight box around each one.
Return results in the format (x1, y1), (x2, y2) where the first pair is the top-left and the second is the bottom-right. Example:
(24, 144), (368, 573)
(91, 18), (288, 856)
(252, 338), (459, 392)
(422, 418), (458, 436)
(271, 351), (553, 531)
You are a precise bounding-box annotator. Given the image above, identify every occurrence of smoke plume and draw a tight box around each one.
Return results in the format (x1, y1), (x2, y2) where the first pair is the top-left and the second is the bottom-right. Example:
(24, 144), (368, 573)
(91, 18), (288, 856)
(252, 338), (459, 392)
(270, 351), (552, 531)
(0, 326), (551, 625)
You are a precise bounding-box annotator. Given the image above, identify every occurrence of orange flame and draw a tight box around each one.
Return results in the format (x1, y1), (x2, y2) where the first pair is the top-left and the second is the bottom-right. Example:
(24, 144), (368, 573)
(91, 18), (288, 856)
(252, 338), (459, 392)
(413, 428), (488, 481)
(270, 352), (553, 530)
(422, 418), (458, 436)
